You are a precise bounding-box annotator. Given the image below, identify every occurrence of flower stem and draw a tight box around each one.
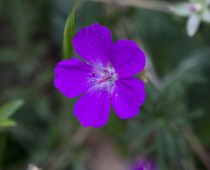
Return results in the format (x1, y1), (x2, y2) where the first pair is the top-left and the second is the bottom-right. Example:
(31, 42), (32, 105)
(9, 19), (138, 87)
(89, 0), (172, 14)
(183, 127), (210, 170)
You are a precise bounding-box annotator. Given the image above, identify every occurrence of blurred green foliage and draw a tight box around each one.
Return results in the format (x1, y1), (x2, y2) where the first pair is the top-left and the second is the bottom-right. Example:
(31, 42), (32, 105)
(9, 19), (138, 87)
(0, 100), (23, 129)
(125, 53), (209, 169)
(0, 0), (210, 170)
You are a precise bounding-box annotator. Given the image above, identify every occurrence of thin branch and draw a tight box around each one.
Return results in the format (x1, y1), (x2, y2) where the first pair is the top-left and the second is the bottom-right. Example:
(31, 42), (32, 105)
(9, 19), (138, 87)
(41, 126), (91, 170)
(183, 127), (210, 170)
(72, 126), (91, 146)
(89, 0), (172, 13)
(113, 17), (161, 88)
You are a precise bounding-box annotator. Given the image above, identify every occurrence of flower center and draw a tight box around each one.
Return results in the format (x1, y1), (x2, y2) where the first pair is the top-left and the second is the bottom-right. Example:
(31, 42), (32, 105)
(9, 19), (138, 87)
(92, 64), (118, 93)
(189, 2), (203, 12)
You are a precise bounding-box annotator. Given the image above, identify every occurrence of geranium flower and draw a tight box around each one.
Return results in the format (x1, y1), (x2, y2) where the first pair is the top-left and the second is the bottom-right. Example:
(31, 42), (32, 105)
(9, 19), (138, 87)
(54, 23), (146, 128)
(169, 0), (210, 36)
(131, 158), (158, 170)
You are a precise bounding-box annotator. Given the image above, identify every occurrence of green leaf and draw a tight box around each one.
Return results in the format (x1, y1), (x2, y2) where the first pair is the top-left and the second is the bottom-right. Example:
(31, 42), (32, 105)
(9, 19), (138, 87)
(135, 124), (157, 152)
(162, 127), (176, 164)
(63, 9), (75, 59)
(0, 100), (24, 118)
(0, 119), (16, 128)
(62, 0), (85, 59)
(173, 110), (203, 125)
(156, 129), (166, 170)
(175, 133), (189, 158)
(124, 121), (157, 154)
(161, 52), (208, 90)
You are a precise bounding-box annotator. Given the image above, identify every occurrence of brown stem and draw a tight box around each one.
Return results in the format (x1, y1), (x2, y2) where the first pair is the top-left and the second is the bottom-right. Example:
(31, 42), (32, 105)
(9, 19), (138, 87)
(89, 0), (172, 13)
(41, 127), (91, 170)
(183, 127), (210, 170)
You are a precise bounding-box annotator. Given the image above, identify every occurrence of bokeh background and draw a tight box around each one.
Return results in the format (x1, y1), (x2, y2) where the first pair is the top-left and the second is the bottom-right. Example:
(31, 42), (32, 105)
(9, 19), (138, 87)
(0, 0), (210, 169)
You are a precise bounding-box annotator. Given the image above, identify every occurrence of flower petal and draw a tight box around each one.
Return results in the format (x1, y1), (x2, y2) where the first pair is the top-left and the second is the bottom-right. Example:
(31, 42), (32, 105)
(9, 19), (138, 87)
(111, 78), (146, 119)
(73, 23), (112, 67)
(205, 0), (210, 5)
(110, 40), (146, 78)
(169, 3), (191, 17)
(74, 89), (111, 128)
(187, 13), (201, 37)
(54, 58), (94, 98)
(202, 9), (210, 23)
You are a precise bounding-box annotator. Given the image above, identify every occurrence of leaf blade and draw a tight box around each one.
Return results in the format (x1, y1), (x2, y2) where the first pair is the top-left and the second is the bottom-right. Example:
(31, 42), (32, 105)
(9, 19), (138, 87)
(0, 100), (24, 118)
(62, 0), (85, 59)
(0, 119), (16, 128)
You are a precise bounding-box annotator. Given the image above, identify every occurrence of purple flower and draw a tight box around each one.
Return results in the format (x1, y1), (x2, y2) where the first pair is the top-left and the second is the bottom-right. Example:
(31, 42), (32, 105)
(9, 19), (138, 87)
(131, 158), (158, 170)
(54, 23), (146, 128)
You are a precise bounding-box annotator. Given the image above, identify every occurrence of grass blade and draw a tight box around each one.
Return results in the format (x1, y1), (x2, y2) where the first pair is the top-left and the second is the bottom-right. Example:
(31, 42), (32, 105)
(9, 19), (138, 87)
(62, 0), (85, 59)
